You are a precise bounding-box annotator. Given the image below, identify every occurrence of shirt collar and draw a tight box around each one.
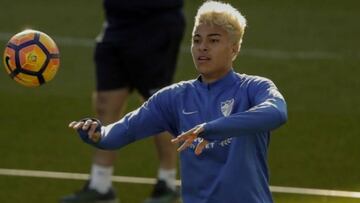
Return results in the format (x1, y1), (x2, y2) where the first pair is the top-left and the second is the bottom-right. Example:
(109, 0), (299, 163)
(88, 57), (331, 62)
(195, 69), (237, 91)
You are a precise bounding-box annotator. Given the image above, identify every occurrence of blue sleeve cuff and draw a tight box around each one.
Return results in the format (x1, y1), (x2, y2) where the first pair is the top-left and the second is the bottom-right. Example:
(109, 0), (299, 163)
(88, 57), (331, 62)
(200, 122), (217, 140)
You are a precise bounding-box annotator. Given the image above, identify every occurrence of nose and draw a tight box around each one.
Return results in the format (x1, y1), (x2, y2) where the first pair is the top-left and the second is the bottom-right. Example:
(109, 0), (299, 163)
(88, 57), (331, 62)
(199, 41), (208, 52)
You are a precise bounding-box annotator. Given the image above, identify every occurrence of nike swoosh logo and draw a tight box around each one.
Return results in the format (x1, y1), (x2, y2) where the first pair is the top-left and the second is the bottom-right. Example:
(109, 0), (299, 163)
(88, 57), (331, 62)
(182, 110), (198, 115)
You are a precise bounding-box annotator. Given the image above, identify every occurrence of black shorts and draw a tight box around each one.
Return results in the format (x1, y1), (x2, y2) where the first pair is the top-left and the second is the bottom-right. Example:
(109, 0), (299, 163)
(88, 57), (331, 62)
(94, 14), (185, 99)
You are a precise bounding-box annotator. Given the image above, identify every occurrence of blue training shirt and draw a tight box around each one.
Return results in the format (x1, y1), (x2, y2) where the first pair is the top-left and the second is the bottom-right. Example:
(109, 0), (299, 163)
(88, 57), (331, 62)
(94, 69), (288, 203)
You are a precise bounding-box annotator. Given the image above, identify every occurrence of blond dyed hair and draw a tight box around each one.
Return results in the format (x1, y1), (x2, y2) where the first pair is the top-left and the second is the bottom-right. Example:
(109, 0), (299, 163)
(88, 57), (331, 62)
(193, 1), (247, 46)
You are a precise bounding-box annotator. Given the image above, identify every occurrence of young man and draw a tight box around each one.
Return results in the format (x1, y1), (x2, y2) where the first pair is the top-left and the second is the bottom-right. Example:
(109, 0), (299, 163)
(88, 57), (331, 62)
(70, 1), (287, 202)
(61, 0), (185, 203)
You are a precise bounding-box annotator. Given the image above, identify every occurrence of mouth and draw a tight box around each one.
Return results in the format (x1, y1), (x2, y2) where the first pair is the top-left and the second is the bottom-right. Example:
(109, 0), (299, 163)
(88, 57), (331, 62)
(197, 56), (210, 63)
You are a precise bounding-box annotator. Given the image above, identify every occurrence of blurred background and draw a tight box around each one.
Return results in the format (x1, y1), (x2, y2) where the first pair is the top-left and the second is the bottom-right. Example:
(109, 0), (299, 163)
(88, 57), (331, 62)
(0, 0), (359, 202)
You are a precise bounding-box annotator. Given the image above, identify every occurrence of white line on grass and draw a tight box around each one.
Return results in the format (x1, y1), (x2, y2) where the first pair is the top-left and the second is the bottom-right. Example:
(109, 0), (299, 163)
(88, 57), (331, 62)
(0, 31), (353, 60)
(270, 186), (360, 199)
(0, 168), (360, 199)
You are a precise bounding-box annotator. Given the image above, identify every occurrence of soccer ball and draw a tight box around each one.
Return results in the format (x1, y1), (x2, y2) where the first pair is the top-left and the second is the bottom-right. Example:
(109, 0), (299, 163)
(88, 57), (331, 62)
(3, 29), (60, 87)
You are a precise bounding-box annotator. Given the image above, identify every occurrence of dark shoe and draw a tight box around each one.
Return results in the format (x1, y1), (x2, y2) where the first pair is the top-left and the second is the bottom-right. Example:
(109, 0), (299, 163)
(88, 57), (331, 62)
(143, 180), (180, 203)
(60, 182), (119, 203)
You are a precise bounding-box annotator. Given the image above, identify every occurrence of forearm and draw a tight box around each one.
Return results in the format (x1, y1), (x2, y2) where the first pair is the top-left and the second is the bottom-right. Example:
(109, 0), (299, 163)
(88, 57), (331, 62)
(95, 121), (134, 150)
(202, 98), (287, 140)
(75, 87), (176, 150)
(94, 107), (170, 149)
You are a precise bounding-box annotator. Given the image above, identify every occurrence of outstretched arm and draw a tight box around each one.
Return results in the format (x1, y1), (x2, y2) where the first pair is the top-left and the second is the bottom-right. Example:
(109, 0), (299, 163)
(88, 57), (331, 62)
(69, 89), (177, 150)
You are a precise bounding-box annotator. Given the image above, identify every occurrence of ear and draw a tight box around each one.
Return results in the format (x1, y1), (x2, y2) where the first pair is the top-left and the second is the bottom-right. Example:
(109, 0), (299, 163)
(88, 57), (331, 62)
(231, 42), (240, 61)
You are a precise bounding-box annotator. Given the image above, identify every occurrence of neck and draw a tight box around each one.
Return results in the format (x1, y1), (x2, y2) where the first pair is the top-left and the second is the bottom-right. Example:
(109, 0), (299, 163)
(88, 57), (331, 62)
(201, 69), (232, 84)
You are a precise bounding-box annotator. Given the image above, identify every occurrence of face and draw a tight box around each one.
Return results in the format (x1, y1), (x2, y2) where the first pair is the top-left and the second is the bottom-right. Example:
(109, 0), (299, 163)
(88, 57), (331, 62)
(191, 23), (238, 83)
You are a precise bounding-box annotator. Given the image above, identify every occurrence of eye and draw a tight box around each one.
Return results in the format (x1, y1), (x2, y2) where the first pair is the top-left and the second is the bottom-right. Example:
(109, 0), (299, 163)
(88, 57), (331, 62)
(193, 38), (200, 44)
(210, 39), (219, 43)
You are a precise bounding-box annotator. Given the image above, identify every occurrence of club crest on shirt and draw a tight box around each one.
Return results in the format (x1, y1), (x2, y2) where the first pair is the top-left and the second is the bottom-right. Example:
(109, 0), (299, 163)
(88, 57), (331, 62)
(221, 98), (234, 117)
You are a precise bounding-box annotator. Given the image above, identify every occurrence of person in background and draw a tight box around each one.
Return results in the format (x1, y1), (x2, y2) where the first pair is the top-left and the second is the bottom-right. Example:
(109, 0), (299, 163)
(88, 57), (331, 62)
(60, 0), (185, 203)
(68, 1), (287, 202)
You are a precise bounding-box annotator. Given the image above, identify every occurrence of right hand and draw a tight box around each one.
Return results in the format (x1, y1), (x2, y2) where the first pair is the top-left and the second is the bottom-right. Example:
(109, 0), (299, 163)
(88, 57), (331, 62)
(69, 118), (102, 143)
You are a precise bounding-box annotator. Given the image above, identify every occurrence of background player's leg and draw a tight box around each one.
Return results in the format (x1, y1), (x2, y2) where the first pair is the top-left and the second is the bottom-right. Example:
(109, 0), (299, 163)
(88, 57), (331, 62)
(89, 89), (130, 194)
(154, 132), (178, 191)
(143, 133), (179, 203)
(138, 94), (179, 203)
(60, 88), (129, 203)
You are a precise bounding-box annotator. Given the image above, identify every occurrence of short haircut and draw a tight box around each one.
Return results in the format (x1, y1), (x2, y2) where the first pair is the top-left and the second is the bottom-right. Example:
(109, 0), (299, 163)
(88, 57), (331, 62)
(193, 1), (247, 46)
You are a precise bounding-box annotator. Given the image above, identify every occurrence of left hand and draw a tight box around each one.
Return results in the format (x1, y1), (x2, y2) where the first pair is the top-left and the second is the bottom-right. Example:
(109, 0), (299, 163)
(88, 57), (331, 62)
(171, 123), (208, 155)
